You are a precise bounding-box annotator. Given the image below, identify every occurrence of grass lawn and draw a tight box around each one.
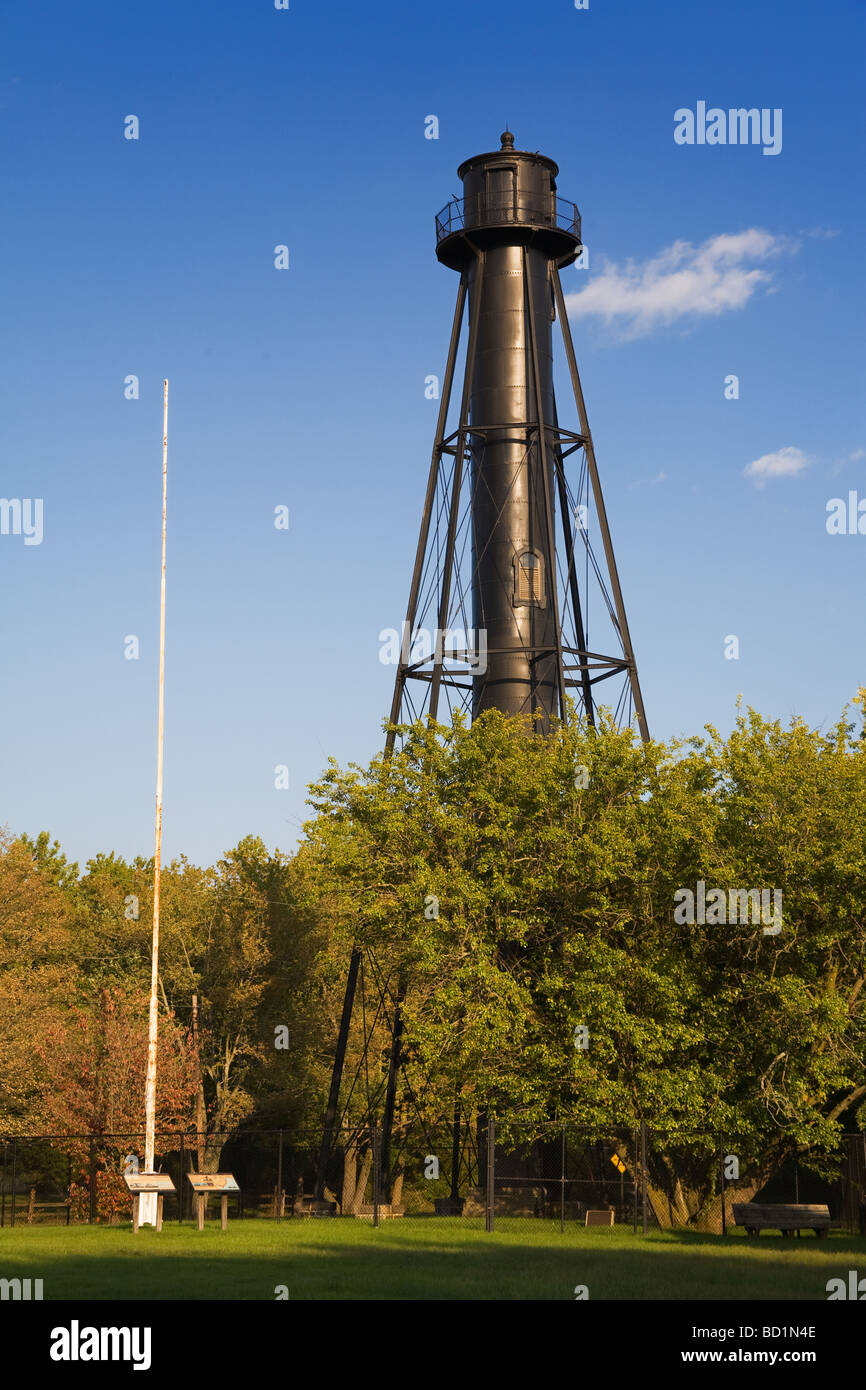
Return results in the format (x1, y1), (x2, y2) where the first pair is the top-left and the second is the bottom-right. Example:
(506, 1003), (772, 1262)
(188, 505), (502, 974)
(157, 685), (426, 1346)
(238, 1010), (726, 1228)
(1, 1220), (863, 1300)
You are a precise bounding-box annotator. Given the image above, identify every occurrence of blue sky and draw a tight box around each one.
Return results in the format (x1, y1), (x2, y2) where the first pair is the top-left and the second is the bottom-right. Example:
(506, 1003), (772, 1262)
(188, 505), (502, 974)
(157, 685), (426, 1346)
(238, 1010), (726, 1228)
(1, 0), (863, 869)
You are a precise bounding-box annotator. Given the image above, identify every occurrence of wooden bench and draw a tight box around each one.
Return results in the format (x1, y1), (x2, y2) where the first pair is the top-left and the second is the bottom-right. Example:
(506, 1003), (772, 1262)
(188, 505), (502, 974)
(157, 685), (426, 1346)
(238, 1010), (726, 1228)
(289, 1195), (337, 1217)
(732, 1203), (831, 1237)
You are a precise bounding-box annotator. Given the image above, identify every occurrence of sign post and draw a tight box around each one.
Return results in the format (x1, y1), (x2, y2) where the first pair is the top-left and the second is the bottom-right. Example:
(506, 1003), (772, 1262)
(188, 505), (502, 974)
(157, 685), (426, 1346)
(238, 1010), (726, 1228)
(187, 1174), (239, 1231)
(124, 1173), (176, 1233)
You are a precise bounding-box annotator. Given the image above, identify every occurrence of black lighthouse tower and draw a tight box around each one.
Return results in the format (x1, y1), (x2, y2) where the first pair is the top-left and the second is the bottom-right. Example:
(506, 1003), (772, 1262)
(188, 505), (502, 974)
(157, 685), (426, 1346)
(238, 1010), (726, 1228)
(314, 133), (649, 1204)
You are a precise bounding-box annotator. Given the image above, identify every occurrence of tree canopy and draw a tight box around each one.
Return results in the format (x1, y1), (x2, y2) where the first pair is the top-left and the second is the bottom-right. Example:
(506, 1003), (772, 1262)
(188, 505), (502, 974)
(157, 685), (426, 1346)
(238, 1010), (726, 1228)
(1, 699), (863, 1223)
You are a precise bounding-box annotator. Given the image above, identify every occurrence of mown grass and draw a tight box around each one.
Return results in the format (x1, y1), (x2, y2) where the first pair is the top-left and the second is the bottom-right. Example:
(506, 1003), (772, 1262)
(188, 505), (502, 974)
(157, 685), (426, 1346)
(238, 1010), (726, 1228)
(2, 1219), (864, 1300)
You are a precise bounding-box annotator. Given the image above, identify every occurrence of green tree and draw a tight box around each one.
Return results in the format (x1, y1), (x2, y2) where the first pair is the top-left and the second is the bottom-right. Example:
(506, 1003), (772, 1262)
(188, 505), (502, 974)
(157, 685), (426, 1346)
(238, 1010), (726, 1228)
(19, 830), (79, 891)
(301, 705), (866, 1226)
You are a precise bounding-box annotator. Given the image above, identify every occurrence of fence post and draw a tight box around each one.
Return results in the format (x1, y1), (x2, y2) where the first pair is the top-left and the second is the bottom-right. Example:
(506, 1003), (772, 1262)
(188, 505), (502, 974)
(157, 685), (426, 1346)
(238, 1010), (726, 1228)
(632, 1127), (638, 1234)
(66, 1153), (72, 1226)
(179, 1134), (185, 1224)
(371, 1126), (380, 1229)
(449, 1104), (461, 1205)
(1, 1140), (6, 1228)
(560, 1125), (566, 1234)
(10, 1139), (17, 1228)
(485, 1116), (495, 1233)
(719, 1135), (727, 1236)
(640, 1121), (648, 1235)
(89, 1138), (97, 1225)
(276, 1130), (283, 1220)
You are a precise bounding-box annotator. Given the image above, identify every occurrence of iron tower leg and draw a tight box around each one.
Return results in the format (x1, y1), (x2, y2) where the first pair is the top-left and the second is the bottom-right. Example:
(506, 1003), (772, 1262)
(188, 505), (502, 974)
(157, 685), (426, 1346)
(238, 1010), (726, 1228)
(551, 395), (595, 725)
(552, 268), (649, 742)
(429, 250), (485, 720)
(379, 973), (406, 1202)
(314, 944), (361, 1200)
(387, 277), (467, 748)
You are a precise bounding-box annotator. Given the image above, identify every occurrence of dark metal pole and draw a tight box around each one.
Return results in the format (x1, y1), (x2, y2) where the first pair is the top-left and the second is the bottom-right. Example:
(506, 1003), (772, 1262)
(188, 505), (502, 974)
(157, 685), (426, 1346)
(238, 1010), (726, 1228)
(640, 1122), (648, 1235)
(179, 1133), (184, 1224)
(276, 1129), (283, 1221)
(632, 1128), (638, 1234)
(552, 269), (649, 742)
(720, 1136), (727, 1236)
(314, 944), (361, 1198)
(560, 1125), (566, 1234)
(66, 1153), (71, 1226)
(485, 1115), (495, 1233)
(372, 1126), (380, 1229)
(89, 1138), (97, 1225)
(551, 397), (595, 726)
(1, 1140), (6, 1228)
(9, 1140), (16, 1228)
(380, 974), (407, 1202)
(449, 1103), (461, 1204)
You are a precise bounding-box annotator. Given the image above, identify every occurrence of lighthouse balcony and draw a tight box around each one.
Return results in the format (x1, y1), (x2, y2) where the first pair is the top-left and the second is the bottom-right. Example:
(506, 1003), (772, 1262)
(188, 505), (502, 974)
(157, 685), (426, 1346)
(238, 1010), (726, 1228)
(435, 194), (581, 245)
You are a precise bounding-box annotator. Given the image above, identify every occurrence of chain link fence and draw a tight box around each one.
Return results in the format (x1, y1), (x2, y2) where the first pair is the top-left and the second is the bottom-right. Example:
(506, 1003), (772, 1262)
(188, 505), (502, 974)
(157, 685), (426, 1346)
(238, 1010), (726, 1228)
(1, 1124), (863, 1235)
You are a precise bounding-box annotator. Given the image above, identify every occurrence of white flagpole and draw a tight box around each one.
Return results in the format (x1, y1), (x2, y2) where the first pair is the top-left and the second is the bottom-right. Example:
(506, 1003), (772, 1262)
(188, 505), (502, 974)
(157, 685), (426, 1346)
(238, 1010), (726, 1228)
(142, 379), (168, 1220)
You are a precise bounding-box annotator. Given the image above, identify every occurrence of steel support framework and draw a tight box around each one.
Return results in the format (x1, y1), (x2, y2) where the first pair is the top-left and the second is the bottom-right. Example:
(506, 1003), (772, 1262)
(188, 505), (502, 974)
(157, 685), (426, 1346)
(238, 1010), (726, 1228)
(315, 228), (649, 1203)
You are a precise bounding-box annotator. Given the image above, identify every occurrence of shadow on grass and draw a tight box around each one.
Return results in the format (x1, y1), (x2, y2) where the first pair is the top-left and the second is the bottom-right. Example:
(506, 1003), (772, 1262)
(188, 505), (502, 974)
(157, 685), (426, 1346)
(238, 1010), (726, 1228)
(1, 1223), (864, 1300)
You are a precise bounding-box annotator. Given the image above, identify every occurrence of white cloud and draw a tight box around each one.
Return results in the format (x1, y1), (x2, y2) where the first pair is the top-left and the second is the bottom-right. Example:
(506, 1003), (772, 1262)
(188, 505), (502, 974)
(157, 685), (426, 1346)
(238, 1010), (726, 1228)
(565, 229), (790, 338)
(743, 446), (809, 486)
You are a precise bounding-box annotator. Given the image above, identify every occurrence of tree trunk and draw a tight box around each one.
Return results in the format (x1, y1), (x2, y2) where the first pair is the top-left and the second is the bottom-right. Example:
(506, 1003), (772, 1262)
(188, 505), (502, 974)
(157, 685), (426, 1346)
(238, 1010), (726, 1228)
(352, 1150), (372, 1214)
(341, 1141), (357, 1214)
(698, 1174), (774, 1233)
(194, 1091), (206, 1171)
(391, 1162), (405, 1210)
(646, 1166), (778, 1231)
(201, 1137), (224, 1174)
